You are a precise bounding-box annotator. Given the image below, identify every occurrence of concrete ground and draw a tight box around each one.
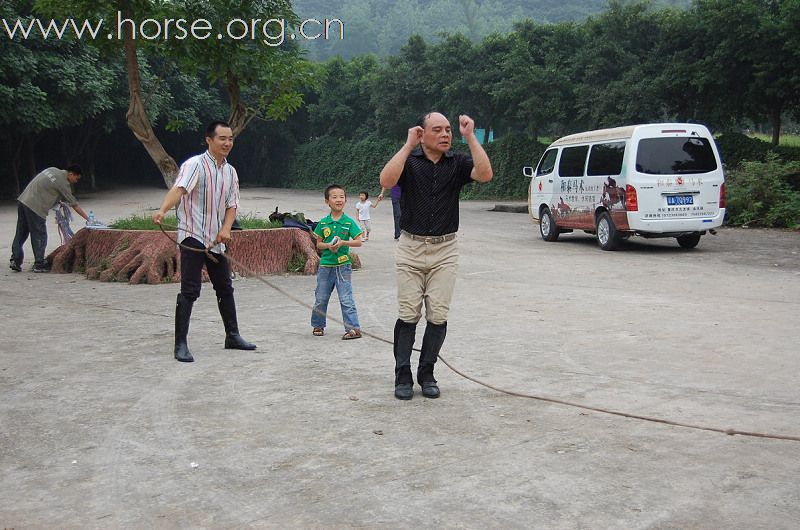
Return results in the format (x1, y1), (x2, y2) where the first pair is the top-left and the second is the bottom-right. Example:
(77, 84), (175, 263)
(1, 186), (799, 529)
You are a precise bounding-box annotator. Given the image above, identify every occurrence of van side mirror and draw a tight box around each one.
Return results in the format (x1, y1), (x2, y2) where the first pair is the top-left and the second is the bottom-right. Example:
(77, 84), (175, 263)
(523, 166), (534, 178)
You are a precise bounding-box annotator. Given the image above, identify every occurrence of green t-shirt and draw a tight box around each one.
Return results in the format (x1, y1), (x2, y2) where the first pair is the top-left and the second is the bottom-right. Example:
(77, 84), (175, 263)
(314, 212), (362, 267)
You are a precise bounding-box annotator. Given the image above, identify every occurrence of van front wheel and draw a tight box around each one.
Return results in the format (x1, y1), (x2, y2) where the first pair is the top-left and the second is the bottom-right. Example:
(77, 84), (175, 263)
(539, 207), (560, 242)
(596, 212), (620, 251)
(676, 232), (701, 249)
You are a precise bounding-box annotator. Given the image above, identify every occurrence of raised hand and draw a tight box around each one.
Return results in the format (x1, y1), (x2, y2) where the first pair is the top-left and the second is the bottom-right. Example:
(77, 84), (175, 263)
(459, 115), (475, 138)
(407, 126), (424, 147)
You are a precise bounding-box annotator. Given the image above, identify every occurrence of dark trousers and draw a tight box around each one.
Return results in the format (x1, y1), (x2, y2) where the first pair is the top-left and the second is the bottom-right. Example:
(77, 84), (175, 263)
(391, 197), (401, 239)
(179, 237), (234, 302)
(11, 202), (48, 267)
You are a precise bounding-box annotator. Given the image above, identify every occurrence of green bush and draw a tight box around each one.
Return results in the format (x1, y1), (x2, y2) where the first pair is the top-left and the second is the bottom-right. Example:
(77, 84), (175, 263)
(773, 144), (800, 166)
(714, 132), (772, 168)
(725, 153), (800, 228)
(714, 133), (800, 170)
(286, 136), (399, 194)
(468, 135), (547, 200)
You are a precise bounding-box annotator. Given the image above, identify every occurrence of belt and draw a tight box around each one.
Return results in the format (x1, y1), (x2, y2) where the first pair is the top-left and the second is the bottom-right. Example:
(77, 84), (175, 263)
(402, 231), (457, 244)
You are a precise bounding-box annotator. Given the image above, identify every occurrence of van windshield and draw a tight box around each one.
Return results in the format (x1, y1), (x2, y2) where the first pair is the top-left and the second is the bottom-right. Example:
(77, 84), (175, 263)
(635, 137), (717, 174)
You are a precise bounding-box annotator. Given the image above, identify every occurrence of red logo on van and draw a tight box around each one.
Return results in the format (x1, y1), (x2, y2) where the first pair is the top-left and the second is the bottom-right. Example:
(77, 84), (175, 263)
(538, 181), (543, 191)
(676, 177), (683, 185)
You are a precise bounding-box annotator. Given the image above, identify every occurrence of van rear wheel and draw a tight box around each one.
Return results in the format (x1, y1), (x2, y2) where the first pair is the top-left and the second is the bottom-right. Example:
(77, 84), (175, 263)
(676, 232), (701, 249)
(596, 212), (620, 251)
(539, 207), (560, 242)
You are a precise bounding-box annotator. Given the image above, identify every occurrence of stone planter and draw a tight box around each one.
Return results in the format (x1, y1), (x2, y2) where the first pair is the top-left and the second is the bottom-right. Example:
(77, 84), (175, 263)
(47, 227), (332, 284)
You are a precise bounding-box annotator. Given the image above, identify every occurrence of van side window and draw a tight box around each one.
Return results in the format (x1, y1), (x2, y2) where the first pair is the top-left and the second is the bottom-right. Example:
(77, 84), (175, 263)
(636, 137), (718, 174)
(558, 145), (589, 177)
(536, 149), (558, 176)
(587, 142), (626, 176)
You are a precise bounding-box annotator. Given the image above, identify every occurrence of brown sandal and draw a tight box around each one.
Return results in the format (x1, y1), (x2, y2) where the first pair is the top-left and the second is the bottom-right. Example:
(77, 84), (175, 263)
(312, 327), (324, 336)
(342, 329), (362, 340)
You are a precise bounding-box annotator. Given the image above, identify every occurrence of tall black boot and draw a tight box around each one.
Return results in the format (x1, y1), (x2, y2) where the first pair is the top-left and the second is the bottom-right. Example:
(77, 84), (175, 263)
(393, 319), (417, 400)
(174, 293), (194, 362)
(418, 321), (447, 398)
(217, 295), (257, 350)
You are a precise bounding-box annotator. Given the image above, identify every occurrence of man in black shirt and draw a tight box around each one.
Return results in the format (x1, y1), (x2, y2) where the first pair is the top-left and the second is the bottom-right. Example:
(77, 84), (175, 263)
(379, 112), (493, 400)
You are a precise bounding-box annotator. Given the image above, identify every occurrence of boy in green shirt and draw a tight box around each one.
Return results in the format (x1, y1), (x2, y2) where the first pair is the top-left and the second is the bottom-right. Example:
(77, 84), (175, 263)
(311, 184), (364, 339)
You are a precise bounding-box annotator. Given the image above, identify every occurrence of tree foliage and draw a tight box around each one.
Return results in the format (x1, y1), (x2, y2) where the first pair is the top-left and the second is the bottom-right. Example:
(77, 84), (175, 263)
(33, 0), (315, 187)
(1, 0), (123, 193)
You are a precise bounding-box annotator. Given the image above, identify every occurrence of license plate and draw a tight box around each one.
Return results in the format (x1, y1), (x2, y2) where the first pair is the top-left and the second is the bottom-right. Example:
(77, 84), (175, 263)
(667, 195), (693, 206)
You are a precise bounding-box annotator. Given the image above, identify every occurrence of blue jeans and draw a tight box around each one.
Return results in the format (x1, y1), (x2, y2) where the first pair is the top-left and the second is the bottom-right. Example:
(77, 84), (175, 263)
(311, 264), (360, 331)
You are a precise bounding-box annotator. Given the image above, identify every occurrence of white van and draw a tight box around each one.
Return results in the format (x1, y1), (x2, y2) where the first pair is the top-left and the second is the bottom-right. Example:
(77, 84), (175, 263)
(523, 123), (726, 250)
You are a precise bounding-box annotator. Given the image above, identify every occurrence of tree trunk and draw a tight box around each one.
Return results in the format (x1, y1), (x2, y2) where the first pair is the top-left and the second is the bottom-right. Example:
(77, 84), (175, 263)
(8, 134), (23, 197)
(86, 131), (100, 191)
(770, 107), (781, 147)
(121, 14), (179, 188)
(227, 70), (253, 137)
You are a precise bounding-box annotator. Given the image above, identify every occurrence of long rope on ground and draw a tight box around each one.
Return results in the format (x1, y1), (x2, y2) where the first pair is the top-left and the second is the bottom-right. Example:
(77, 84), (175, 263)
(157, 223), (800, 443)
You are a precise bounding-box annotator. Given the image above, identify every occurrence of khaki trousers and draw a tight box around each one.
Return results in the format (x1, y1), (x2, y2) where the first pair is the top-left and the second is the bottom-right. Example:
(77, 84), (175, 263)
(395, 233), (458, 325)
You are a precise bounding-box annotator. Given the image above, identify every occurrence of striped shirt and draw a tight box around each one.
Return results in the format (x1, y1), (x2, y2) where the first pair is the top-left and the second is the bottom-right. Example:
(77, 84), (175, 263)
(174, 150), (240, 253)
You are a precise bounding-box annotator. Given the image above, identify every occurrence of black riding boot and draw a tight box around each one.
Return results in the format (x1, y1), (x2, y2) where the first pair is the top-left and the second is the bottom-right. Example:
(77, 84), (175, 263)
(174, 293), (194, 362)
(217, 295), (257, 350)
(418, 321), (447, 398)
(393, 319), (417, 399)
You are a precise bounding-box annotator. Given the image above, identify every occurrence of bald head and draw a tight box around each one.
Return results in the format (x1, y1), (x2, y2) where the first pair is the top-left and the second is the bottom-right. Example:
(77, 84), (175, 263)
(417, 112), (452, 156)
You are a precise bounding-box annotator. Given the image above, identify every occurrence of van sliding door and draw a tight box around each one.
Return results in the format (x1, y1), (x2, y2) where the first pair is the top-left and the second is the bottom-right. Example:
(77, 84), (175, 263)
(556, 145), (589, 227)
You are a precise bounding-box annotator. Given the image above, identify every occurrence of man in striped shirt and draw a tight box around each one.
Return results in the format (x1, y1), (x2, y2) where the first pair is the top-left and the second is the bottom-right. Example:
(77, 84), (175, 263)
(153, 121), (256, 362)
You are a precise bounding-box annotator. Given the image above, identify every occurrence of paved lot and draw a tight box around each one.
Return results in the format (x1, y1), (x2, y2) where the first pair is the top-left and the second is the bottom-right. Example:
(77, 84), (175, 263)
(1, 187), (799, 529)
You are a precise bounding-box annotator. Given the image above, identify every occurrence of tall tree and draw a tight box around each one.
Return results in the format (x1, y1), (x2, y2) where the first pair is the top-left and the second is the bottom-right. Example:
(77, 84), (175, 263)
(371, 35), (435, 138)
(665, 0), (800, 143)
(36, 0), (315, 187)
(306, 55), (380, 138)
(492, 20), (580, 139)
(746, 0), (800, 145)
(166, 0), (315, 137)
(570, 1), (666, 129)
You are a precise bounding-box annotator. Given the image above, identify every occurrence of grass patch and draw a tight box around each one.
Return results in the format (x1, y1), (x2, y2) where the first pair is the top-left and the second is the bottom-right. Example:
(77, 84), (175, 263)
(108, 213), (281, 230)
(287, 251), (307, 273)
(110, 214), (178, 230)
(750, 133), (800, 147)
(236, 212), (283, 229)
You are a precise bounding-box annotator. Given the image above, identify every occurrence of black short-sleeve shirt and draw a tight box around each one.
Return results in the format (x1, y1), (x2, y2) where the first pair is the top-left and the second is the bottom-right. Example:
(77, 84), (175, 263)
(398, 148), (474, 236)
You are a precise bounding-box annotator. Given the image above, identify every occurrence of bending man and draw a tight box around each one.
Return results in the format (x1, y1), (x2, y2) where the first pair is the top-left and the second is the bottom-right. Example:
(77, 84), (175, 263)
(10, 165), (90, 273)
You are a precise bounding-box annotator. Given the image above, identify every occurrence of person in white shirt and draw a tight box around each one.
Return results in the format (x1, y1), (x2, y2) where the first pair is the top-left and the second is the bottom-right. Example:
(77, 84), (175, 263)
(354, 191), (382, 241)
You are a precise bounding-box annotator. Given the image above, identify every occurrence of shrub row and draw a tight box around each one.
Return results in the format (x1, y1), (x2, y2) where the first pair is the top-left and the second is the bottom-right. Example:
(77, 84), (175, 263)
(286, 135), (548, 201)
